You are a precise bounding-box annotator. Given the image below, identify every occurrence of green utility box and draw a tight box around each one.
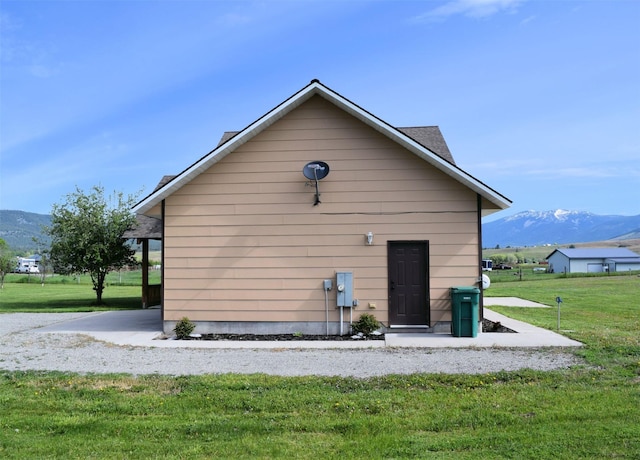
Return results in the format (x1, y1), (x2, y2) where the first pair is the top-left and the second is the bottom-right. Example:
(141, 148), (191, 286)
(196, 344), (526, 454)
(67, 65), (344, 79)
(450, 287), (480, 337)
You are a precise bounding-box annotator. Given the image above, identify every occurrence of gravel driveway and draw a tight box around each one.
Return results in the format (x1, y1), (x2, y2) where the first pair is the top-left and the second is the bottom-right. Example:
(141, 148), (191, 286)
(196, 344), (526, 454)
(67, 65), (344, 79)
(0, 313), (583, 377)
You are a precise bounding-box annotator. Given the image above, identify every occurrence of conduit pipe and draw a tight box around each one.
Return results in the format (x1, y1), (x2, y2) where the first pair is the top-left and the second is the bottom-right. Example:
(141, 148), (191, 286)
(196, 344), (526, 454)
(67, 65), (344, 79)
(323, 279), (332, 336)
(325, 287), (329, 336)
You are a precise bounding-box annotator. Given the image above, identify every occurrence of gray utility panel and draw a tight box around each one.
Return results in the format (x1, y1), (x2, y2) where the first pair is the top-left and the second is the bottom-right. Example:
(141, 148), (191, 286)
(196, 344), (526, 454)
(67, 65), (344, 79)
(336, 271), (353, 307)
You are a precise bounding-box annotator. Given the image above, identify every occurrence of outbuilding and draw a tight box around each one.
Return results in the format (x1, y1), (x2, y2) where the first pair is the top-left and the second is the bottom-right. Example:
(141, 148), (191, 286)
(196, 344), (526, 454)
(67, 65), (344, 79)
(546, 247), (640, 274)
(132, 80), (511, 335)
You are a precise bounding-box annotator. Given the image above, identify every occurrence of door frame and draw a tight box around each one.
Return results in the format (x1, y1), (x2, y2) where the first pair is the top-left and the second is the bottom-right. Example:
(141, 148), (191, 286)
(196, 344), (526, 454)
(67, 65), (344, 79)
(387, 240), (430, 327)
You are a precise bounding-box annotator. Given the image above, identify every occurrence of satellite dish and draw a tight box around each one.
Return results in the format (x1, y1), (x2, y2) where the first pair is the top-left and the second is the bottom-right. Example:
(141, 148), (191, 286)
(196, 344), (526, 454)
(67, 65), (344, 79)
(303, 161), (330, 206)
(482, 274), (491, 290)
(303, 162), (330, 180)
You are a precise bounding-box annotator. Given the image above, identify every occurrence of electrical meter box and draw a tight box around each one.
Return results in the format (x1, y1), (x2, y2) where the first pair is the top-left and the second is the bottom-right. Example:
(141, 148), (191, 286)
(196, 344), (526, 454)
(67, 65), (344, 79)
(336, 272), (353, 307)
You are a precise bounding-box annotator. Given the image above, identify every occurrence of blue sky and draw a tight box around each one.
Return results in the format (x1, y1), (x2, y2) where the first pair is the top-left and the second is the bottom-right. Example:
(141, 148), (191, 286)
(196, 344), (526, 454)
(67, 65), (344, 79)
(1, 0), (638, 222)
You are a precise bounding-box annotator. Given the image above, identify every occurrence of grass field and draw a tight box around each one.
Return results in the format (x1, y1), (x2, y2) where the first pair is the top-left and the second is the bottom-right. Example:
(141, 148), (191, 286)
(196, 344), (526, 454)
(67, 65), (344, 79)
(3, 269), (161, 287)
(0, 271), (160, 312)
(1, 274), (639, 458)
(0, 283), (141, 312)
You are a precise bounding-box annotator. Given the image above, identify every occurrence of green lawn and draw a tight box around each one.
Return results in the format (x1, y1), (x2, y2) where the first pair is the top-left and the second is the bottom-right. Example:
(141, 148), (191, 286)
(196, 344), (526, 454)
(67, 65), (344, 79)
(0, 270), (160, 312)
(3, 269), (160, 286)
(486, 275), (640, 369)
(0, 282), (141, 312)
(0, 274), (639, 458)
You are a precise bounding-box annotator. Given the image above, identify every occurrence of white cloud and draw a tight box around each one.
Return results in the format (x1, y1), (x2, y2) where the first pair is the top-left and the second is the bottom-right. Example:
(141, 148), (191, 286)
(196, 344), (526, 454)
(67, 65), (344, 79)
(2, 133), (128, 190)
(526, 167), (616, 179)
(518, 14), (537, 26)
(415, 0), (524, 21)
(468, 155), (640, 181)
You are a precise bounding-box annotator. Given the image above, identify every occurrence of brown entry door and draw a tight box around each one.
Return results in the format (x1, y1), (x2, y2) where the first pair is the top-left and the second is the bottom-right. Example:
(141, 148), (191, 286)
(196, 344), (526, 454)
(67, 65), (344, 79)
(388, 241), (429, 326)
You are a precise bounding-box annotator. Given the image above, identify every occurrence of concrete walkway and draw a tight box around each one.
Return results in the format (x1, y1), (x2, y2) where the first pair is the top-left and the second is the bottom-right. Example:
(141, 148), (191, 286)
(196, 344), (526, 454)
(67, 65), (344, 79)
(36, 298), (582, 349)
(484, 297), (551, 308)
(385, 309), (581, 348)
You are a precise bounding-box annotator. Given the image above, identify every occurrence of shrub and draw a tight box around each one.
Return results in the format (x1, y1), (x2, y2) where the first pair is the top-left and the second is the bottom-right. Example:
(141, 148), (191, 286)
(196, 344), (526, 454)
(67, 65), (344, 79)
(351, 313), (381, 335)
(173, 317), (195, 339)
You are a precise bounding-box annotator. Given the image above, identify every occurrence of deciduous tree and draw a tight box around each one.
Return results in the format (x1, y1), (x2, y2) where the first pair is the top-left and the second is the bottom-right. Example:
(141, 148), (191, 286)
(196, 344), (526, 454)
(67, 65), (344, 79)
(0, 238), (14, 289)
(46, 186), (138, 304)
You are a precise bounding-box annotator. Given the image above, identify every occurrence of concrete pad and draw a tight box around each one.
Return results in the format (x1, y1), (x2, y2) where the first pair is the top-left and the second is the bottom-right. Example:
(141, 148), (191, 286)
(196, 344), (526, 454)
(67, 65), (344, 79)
(484, 297), (551, 308)
(386, 309), (581, 348)
(36, 309), (385, 349)
(37, 309), (161, 332)
(35, 306), (582, 349)
(480, 309), (580, 347)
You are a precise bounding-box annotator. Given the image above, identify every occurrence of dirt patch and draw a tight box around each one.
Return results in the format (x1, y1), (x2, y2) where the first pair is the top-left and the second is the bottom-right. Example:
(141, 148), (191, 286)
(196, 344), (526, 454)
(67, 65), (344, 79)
(482, 319), (516, 333)
(175, 320), (516, 340)
(179, 333), (386, 341)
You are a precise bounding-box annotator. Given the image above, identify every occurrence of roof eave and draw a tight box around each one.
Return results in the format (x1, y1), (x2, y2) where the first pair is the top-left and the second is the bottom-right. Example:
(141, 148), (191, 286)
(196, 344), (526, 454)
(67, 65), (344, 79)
(134, 80), (512, 214)
(312, 84), (511, 211)
(133, 82), (324, 215)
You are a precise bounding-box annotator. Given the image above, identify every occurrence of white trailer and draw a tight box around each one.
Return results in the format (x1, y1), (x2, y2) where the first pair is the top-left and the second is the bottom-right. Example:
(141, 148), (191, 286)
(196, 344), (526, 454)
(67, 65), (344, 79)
(15, 257), (39, 274)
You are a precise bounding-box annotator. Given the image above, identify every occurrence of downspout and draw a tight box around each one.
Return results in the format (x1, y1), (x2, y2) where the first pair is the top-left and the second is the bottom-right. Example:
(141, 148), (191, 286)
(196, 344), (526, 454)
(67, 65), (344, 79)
(477, 194), (483, 321)
(161, 199), (165, 324)
(325, 284), (329, 336)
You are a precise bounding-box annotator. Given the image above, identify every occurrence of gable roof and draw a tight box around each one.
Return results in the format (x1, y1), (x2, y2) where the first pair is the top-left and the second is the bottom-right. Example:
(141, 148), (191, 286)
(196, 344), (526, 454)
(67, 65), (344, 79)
(397, 127), (455, 164)
(547, 247), (640, 260)
(133, 79), (511, 215)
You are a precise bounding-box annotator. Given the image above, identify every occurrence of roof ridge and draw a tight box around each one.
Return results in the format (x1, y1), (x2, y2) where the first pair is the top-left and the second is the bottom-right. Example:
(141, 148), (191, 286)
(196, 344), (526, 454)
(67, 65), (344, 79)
(132, 81), (511, 215)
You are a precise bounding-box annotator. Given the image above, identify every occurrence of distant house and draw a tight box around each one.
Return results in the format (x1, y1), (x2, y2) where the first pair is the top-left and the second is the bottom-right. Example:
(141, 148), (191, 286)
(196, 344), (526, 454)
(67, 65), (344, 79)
(132, 80), (511, 335)
(546, 248), (640, 274)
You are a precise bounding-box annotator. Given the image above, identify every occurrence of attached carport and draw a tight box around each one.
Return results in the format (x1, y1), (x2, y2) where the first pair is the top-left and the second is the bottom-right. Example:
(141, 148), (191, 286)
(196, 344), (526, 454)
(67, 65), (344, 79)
(123, 215), (162, 309)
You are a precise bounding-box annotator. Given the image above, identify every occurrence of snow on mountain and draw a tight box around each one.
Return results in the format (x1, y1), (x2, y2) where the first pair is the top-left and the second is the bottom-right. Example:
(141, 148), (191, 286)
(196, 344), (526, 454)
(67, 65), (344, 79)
(483, 210), (640, 248)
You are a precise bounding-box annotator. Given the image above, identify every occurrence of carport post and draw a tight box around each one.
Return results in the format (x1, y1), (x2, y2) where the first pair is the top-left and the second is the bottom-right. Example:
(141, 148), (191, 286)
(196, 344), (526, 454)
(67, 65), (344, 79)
(141, 238), (149, 309)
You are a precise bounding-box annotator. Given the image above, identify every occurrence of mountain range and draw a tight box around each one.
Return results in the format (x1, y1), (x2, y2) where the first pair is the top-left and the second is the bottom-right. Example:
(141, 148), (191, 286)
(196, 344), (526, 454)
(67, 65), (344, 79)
(2, 209), (640, 252)
(0, 210), (163, 252)
(0, 210), (52, 251)
(482, 209), (640, 248)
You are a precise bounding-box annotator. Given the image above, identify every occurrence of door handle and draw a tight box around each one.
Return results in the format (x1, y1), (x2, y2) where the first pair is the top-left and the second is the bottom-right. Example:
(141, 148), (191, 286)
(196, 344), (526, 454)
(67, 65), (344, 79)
(390, 280), (395, 290)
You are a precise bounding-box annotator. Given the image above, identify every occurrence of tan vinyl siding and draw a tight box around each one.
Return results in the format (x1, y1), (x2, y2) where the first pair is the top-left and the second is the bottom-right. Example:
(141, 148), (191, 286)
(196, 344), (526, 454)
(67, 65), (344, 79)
(163, 95), (479, 325)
